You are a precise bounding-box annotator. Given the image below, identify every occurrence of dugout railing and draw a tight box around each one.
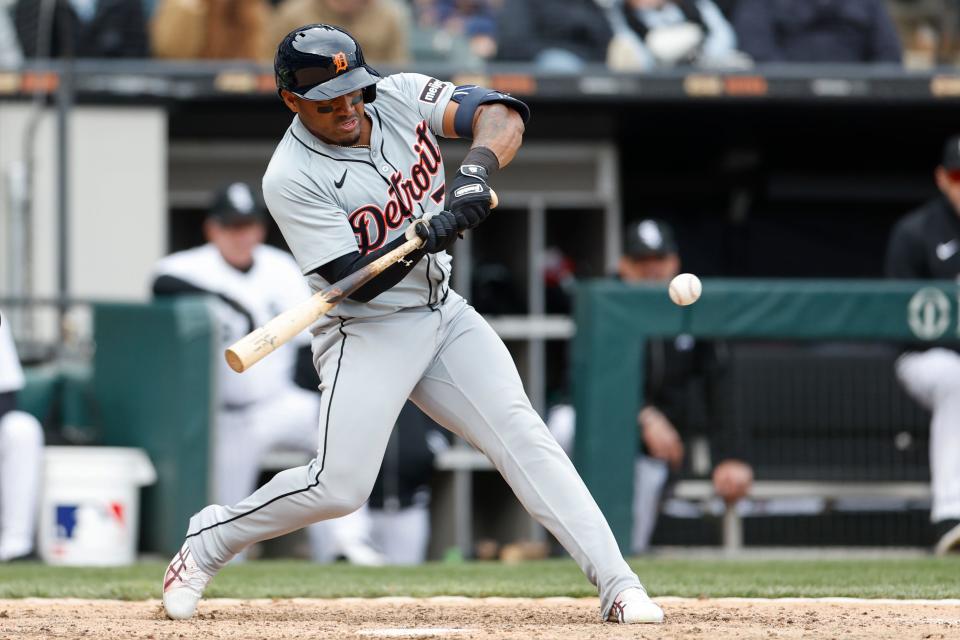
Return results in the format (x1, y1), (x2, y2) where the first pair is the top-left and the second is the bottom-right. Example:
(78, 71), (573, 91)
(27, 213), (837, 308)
(573, 279), (959, 552)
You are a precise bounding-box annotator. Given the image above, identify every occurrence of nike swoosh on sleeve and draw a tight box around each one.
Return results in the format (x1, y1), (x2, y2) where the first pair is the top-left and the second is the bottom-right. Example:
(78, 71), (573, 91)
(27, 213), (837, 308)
(334, 169), (348, 189)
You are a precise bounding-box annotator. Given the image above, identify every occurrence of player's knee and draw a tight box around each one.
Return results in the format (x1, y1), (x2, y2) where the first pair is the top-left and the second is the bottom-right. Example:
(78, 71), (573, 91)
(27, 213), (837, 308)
(318, 476), (373, 517)
(0, 411), (44, 450)
(941, 358), (960, 394)
(895, 350), (960, 407)
(923, 350), (960, 401)
(322, 491), (369, 518)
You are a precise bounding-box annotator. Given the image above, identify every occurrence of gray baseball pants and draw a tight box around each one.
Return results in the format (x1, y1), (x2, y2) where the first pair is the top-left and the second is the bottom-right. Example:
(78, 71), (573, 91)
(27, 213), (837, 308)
(184, 292), (642, 616)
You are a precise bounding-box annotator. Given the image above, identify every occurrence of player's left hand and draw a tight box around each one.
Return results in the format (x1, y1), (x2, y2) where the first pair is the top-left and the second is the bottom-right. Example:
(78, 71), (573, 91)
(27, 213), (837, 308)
(448, 165), (493, 232)
(411, 211), (458, 254)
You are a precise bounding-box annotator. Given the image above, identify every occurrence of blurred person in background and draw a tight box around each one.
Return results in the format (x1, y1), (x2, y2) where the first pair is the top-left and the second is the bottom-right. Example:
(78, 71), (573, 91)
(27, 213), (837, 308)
(411, 0), (498, 60)
(366, 401), (449, 564)
(885, 134), (960, 555)
(495, 0), (612, 71)
(617, 219), (749, 552)
(151, 182), (384, 566)
(13, 0), (149, 58)
(607, 0), (743, 71)
(549, 219), (750, 553)
(268, 0), (410, 63)
(150, 0), (272, 60)
(732, 0), (902, 64)
(0, 314), (44, 562)
(887, 0), (959, 67)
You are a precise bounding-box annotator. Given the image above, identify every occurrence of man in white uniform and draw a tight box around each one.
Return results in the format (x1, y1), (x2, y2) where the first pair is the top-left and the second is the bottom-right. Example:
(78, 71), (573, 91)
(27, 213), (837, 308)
(0, 314), (44, 562)
(153, 182), (384, 565)
(152, 182), (323, 513)
(162, 25), (663, 625)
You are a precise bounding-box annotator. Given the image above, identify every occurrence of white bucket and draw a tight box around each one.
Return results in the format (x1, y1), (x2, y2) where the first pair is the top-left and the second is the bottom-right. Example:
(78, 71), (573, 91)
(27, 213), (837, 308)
(39, 446), (157, 566)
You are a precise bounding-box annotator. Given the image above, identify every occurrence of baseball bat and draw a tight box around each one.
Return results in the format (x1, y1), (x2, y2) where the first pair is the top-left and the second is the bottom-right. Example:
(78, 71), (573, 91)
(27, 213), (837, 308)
(225, 189), (497, 373)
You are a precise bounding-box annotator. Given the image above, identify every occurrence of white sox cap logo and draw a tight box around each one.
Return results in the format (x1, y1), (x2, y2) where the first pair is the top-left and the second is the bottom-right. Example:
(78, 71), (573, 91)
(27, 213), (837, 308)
(453, 184), (484, 198)
(936, 239), (959, 261)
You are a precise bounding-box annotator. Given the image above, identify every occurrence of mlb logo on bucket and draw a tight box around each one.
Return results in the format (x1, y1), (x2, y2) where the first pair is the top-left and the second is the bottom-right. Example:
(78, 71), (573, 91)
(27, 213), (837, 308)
(55, 503), (125, 539)
(51, 502), (126, 557)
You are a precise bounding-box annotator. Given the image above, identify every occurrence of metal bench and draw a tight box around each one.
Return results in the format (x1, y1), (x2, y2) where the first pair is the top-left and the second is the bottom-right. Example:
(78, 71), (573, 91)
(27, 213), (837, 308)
(672, 479), (932, 552)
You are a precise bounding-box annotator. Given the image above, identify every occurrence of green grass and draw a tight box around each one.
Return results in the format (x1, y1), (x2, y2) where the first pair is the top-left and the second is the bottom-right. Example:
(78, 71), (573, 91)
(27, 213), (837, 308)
(1, 557), (959, 600)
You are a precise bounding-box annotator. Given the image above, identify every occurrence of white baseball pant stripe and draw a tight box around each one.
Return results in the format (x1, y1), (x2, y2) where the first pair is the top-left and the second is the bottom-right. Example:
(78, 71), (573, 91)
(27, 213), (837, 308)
(184, 293), (641, 617)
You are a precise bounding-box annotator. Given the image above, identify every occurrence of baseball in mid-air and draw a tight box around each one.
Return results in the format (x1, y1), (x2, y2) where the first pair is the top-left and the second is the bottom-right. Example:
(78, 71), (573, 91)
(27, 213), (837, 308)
(668, 273), (702, 306)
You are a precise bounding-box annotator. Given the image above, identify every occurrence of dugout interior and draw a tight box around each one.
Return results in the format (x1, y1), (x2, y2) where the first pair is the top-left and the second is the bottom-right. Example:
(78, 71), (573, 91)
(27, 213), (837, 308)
(3, 62), (959, 555)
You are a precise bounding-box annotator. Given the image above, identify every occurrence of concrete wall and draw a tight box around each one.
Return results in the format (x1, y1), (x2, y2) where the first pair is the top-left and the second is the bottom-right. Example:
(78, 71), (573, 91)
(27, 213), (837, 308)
(0, 104), (167, 303)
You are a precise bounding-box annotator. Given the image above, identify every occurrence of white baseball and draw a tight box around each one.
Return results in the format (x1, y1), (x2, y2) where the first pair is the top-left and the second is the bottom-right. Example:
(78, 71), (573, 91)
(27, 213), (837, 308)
(668, 273), (702, 306)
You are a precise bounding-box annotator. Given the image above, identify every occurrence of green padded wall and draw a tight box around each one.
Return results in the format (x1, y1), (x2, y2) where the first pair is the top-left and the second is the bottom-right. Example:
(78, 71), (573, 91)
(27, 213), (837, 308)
(19, 366), (61, 425)
(93, 299), (215, 554)
(572, 279), (960, 551)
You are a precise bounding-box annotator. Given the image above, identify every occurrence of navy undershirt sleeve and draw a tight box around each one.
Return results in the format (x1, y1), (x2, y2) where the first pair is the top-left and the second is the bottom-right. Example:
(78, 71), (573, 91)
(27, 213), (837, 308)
(313, 235), (425, 303)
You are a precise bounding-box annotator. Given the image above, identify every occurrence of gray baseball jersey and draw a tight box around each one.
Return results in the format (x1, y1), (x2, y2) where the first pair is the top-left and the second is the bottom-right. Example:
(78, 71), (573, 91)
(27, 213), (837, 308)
(263, 73), (454, 329)
(182, 73), (645, 619)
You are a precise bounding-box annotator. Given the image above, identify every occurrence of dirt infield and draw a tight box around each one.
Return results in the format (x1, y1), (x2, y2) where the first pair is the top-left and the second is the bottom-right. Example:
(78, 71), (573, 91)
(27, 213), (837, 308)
(2, 597), (959, 640)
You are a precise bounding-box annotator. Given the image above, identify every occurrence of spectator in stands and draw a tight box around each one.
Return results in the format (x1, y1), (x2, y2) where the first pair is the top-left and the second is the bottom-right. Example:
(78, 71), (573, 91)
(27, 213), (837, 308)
(495, 0), (613, 71)
(607, 0), (743, 71)
(885, 135), (960, 556)
(732, 0), (902, 64)
(0, 1), (24, 67)
(268, 0), (410, 63)
(0, 314), (44, 562)
(13, 0), (149, 58)
(712, 0), (737, 20)
(412, 0), (497, 60)
(150, 0), (271, 60)
(887, 0), (958, 67)
(150, 182), (384, 566)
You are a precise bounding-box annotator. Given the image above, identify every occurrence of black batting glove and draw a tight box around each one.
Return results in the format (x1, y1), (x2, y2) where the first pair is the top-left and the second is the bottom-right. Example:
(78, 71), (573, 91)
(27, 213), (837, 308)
(414, 211), (458, 254)
(448, 165), (492, 232)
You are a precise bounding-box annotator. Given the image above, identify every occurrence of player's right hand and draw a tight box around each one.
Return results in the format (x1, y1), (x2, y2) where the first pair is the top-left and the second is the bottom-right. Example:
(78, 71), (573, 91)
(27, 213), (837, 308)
(414, 211), (458, 254)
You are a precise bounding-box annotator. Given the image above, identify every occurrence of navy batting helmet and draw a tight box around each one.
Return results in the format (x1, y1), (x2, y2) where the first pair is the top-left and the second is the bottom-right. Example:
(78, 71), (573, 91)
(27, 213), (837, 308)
(274, 24), (380, 104)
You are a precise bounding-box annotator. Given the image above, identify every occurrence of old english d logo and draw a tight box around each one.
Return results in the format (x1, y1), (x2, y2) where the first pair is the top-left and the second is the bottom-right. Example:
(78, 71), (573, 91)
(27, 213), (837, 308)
(333, 52), (348, 74)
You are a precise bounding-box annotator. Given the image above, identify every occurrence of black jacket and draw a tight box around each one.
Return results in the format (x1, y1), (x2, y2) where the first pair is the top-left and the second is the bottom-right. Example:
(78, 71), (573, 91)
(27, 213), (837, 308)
(14, 0), (148, 58)
(885, 196), (960, 280)
(733, 0), (902, 64)
(643, 336), (749, 465)
(495, 0), (613, 63)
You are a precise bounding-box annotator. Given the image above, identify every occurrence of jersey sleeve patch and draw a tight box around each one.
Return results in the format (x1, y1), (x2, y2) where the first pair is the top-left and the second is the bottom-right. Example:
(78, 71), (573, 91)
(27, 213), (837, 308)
(419, 78), (447, 104)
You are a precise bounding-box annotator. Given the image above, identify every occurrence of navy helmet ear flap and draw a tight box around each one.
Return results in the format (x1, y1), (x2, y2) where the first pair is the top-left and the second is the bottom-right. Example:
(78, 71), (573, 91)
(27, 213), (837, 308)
(361, 65), (380, 103)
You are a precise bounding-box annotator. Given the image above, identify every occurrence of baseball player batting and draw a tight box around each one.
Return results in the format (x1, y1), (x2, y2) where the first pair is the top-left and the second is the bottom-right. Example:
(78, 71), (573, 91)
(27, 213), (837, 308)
(162, 23), (663, 625)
